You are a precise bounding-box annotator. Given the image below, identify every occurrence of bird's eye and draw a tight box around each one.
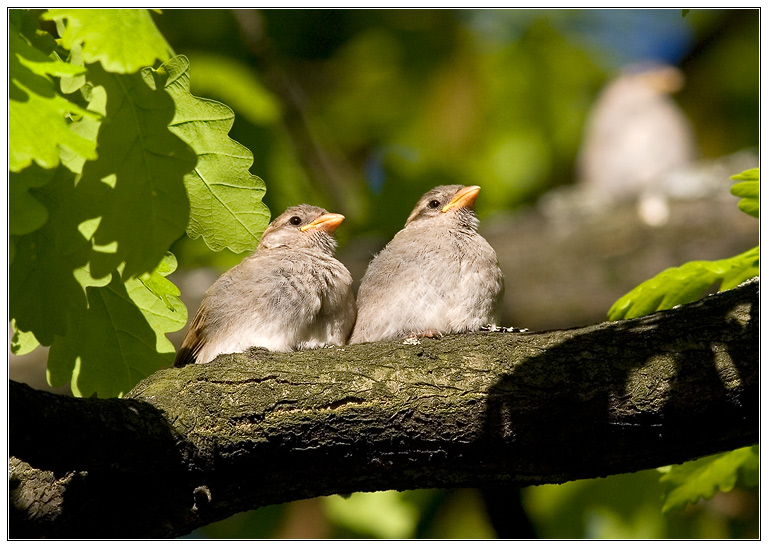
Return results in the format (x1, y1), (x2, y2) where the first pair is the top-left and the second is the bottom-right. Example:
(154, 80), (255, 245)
(288, 216), (302, 226)
(427, 199), (441, 209)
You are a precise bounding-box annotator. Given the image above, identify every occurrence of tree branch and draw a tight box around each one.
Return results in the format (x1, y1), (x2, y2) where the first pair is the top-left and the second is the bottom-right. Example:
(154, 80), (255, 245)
(9, 278), (758, 538)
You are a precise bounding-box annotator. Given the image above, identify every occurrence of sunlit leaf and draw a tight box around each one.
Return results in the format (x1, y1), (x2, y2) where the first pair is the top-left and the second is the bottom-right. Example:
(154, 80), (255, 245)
(129, 257), (188, 350)
(60, 42), (87, 95)
(138, 252), (184, 312)
(59, 79), (106, 175)
(730, 168), (759, 218)
(608, 247), (759, 321)
(730, 167), (759, 182)
(10, 319), (41, 356)
(8, 19), (97, 172)
(42, 8), (171, 74)
(145, 55), (270, 252)
(608, 165), (761, 518)
(659, 446), (759, 513)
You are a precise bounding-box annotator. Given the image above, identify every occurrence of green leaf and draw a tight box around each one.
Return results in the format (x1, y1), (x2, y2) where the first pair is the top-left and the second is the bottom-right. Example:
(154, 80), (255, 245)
(47, 262), (186, 398)
(145, 55), (270, 252)
(138, 252), (184, 312)
(59, 78), (106, 175)
(607, 166), (761, 514)
(8, 10), (85, 81)
(659, 445), (759, 513)
(11, 167), (187, 396)
(8, 18), (98, 172)
(42, 9), (171, 74)
(608, 247), (759, 320)
(60, 42), (87, 95)
(73, 62), (197, 279)
(730, 167), (759, 182)
(127, 260), (187, 352)
(10, 9), (58, 56)
(10, 319), (41, 356)
(730, 168), (759, 218)
(9, 164), (55, 236)
(9, 167), (113, 346)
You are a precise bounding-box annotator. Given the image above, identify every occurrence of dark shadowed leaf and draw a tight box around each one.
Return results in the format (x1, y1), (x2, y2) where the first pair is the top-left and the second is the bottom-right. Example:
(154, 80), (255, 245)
(47, 262), (186, 397)
(74, 63), (197, 279)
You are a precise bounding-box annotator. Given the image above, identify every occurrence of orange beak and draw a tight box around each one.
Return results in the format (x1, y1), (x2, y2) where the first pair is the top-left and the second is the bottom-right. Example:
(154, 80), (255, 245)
(442, 185), (481, 213)
(300, 213), (345, 234)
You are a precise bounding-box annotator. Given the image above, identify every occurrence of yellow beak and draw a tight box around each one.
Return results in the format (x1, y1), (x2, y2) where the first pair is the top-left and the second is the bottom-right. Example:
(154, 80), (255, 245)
(300, 213), (345, 233)
(442, 185), (481, 213)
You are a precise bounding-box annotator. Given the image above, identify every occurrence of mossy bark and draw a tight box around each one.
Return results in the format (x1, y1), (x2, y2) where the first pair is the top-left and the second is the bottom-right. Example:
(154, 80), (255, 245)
(9, 279), (758, 538)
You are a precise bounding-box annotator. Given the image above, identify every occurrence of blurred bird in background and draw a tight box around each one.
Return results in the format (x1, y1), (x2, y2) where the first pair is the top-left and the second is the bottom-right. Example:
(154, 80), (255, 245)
(573, 63), (697, 226)
(577, 62), (697, 199)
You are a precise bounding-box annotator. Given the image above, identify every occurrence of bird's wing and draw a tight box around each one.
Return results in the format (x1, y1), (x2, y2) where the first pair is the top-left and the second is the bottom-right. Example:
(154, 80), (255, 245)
(173, 305), (208, 366)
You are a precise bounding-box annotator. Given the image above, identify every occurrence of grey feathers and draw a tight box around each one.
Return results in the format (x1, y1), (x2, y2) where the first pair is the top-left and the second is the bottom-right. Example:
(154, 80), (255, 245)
(175, 188), (505, 365)
(174, 205), (356, 365)
(350, 186), (504, 343)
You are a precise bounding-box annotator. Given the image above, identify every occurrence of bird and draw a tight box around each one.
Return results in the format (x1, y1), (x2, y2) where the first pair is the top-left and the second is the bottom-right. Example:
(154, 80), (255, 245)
(349, 185), (504, 344)
(174, 205), (356, 365)
(576, 62), (696, 200)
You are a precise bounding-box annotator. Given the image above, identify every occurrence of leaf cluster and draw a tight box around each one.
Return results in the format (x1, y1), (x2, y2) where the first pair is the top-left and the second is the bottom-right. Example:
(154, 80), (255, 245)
(9, 9), (270, 397)
(606, 169), (759, 514)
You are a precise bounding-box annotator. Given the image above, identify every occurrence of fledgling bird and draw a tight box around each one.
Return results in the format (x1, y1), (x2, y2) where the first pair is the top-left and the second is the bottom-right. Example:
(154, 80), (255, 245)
(350, 185), (503, 344)
(174, 205), (356, 365)
(576, 63), (695, 199)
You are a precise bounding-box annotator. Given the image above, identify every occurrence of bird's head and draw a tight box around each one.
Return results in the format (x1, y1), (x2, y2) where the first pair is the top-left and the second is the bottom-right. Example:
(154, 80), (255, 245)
(257, 205), (344, 254)
(404, 185), (481, 230)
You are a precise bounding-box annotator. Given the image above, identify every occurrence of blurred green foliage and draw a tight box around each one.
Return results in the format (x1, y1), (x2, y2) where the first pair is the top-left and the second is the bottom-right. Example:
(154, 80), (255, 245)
(526, 468), (758, 538)
(156, 8), (758, 252)
(659, 445), (759, 514)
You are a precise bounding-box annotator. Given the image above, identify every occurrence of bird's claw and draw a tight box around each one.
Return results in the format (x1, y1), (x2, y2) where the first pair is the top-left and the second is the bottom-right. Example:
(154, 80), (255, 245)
(480, 324), (530, 333)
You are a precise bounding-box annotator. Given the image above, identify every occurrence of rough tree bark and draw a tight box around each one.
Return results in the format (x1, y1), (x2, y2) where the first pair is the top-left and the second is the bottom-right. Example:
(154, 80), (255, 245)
(9, 278), (759, 539)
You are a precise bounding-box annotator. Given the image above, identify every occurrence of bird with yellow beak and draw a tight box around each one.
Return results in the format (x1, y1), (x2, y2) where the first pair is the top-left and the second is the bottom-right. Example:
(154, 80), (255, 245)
(175, 205), (356, 365)
(350, 185), (504, 344)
